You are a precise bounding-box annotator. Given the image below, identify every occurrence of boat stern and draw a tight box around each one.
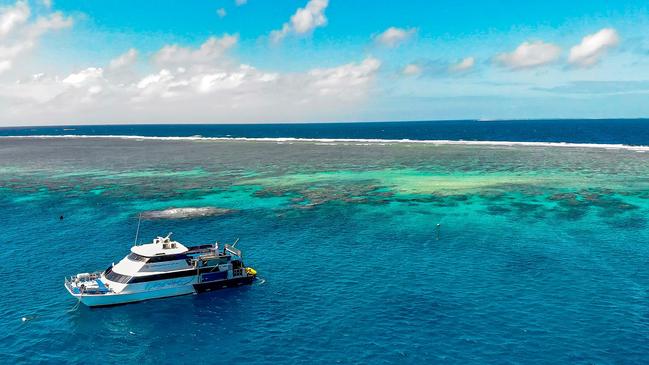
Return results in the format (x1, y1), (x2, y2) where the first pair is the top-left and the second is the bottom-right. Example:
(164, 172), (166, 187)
(64, 272), (113, 299)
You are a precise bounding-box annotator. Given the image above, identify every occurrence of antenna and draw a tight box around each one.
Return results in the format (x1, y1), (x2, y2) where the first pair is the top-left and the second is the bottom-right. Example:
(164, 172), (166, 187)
(232, 238), (240, 247)
(133, 213), (142, 246)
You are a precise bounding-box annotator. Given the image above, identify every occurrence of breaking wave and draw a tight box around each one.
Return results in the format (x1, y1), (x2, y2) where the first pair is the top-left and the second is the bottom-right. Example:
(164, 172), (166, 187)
(3, 134), (649, 151)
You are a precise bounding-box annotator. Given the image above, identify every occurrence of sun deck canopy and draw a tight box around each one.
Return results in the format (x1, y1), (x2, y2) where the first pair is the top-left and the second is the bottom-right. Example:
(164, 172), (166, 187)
(131, 235), (188, 257)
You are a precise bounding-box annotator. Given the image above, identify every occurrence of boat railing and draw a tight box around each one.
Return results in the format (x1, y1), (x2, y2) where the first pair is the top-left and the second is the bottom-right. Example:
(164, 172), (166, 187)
(65, 272), (113, 295)
(66, 272), (102, 283)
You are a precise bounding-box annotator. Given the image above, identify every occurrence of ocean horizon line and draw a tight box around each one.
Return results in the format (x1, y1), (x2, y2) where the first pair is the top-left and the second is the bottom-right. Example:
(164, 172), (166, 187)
(2, 117), (649, 129)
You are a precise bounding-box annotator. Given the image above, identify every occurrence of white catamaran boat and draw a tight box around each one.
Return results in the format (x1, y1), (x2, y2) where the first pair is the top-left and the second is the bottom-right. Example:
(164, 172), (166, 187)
(64, 233), (257, 307)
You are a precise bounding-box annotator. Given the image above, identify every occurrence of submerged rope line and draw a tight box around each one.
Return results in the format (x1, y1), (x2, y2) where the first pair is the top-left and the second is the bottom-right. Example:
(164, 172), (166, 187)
(67, 287), (83, 312)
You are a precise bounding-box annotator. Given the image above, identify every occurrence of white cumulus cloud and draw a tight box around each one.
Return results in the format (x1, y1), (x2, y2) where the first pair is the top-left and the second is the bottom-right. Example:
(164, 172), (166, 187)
(568, 28), (619, 67)
(0, 1), (72, 74)
(58, 67), (107, 102)
(0, 59), (11, 73)
(137, 69), (173, 90)
(402, 63), (422, 76)
(153, 34), (238, 66)
(450, 57), (475, 72)
(495, 41), (561, 70)
(375, 27), (416, 48)
(0, 31), (381, 125)
(270, 0), (328, 43)
(62, 67), (103, 86)
(108, 48), (137, 70)
(0, 1), (29, 37)
(235, 0), (247, 5)
(308, 57), (381, 96)
(401, 57), (475, 77)
(28, 12), (73, 36)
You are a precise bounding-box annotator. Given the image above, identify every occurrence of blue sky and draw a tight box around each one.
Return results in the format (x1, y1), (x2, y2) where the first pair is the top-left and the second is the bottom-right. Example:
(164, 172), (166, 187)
(1, 0), (648, 125)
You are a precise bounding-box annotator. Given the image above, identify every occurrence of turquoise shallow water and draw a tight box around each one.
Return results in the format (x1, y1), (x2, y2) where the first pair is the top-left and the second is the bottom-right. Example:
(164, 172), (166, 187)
(2, 137), (649, 364)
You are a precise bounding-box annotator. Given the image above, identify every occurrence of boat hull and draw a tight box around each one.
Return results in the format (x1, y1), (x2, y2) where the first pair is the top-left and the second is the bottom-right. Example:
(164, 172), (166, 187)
(66, 276), (256, 307)
(75, 285), (195, 307)
(193, 275), (255, 293)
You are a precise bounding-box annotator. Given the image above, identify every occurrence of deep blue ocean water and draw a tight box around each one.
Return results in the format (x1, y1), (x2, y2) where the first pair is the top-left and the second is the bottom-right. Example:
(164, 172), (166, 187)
(2, 119), (649, 145)
(2, 120), (649, 364)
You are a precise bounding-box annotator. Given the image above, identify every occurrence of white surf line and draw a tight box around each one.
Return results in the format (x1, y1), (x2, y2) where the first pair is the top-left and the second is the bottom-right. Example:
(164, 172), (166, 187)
(3, 134), (649, 151)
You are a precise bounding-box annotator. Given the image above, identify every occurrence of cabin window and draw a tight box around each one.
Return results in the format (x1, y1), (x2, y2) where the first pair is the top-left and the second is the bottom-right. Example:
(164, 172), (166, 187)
(146, 254), (189, 263)
(104, 270), (133, 284)
(127, 252), (148, 262)
(129, 269), (196, 283)
(127, 252), (188, 263)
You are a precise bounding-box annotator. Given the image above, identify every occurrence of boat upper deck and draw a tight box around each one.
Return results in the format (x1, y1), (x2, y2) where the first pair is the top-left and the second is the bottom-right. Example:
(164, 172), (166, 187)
(130, 235), (188, 257)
